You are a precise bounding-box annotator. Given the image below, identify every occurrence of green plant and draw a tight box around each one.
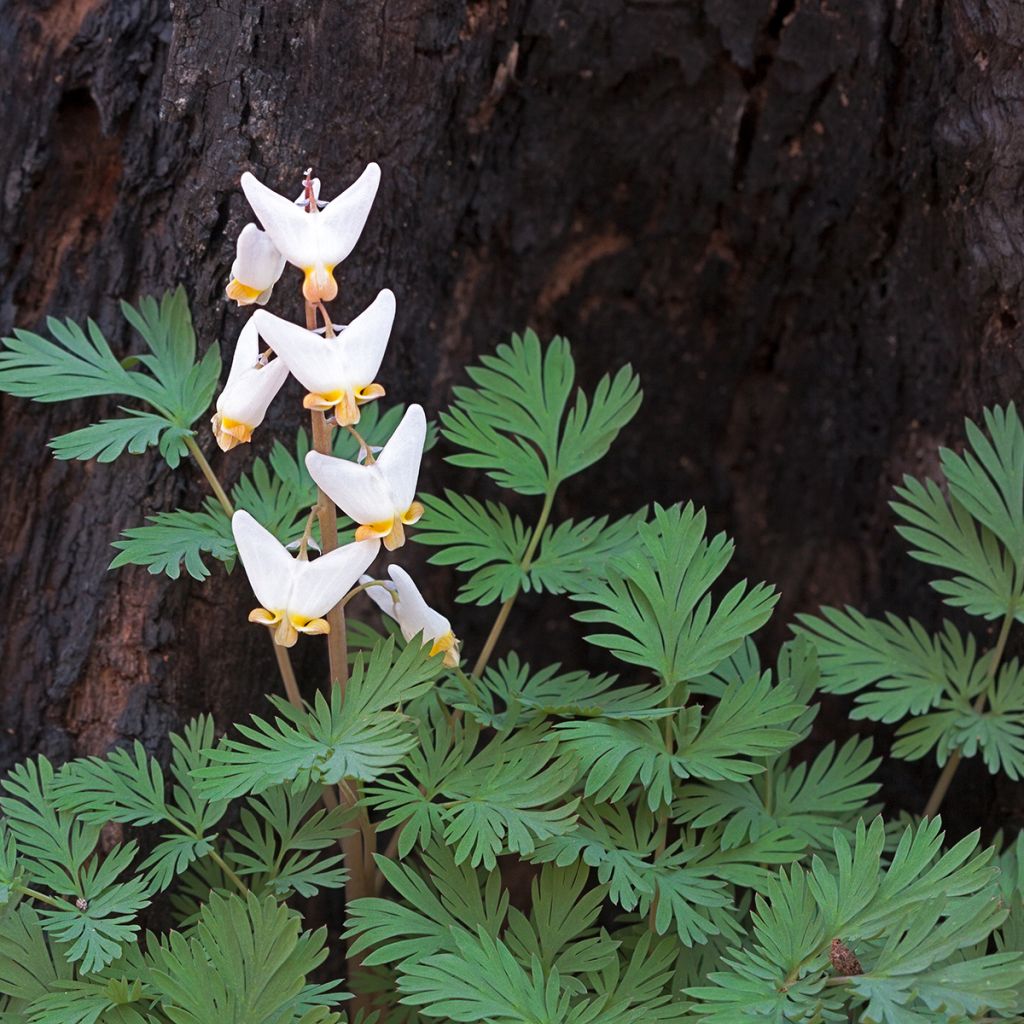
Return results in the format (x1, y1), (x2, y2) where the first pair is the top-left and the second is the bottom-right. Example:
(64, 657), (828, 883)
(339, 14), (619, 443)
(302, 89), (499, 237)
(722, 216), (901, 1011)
(0, 165), (1020, 1024)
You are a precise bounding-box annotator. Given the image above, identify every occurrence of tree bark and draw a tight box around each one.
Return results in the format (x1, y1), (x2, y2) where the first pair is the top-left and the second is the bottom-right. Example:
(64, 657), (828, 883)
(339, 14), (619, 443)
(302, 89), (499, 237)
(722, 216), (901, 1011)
(1, 0), (1022, 829)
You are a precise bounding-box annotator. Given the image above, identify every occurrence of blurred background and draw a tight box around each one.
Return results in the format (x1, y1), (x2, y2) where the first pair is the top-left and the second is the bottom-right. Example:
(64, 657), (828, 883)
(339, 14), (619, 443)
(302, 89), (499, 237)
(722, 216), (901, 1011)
(1, 0), (1022, 836)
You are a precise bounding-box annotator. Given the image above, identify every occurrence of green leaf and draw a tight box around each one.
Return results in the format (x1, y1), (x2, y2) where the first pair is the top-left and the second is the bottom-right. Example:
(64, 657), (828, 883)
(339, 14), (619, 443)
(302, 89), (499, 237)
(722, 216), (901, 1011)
(528, 510), (648, 596)
(941, 403), (1024, 564)
(571, 504), (777, 686)
(685, 817), (1005, 1024)
(109, 502), (234, 581)
(674, 736), (881, 853)
(0, 316), (144, 404)
(439, 732), (579, 870)
(346, 844), (507, 968)
(0, 821), (23, 908)
(194, 639), (443, 801)
(23, 975), (156, 1024)
(503, 863), (616, 980)
(1, 757), (99, 896)
(0, 905), (73, 1003)
(49, 410), (193, 469)
(228, 784), (353, 898)
(54, 743), (169, 827)
(891, 474), (1023, 621)
(413, 492), (529, 605)
(893, 656), (1024, 778)
(795, 611), (984, 723)
(146, 893), (344, 1024)
(396, 927), (567, 1023)
(0, 290), (219, 469)
(469, 653), (669, 730)
(38, 870), (152, 974)
(556, 671), (802, 810)
(533, 803), (656, 913)
(440, 331), (640, 495)
(119, 289), (221, 429)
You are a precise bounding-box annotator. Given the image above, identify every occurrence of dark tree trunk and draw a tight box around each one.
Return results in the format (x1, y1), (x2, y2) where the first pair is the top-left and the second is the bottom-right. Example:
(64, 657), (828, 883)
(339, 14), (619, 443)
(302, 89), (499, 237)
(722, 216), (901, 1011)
(2, 0), (1023, 831)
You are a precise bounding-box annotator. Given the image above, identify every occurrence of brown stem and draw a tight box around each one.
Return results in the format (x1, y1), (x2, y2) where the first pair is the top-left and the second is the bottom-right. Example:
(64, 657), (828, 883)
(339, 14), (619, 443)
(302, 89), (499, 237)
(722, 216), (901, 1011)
(305, 298), (370, 1018)
(922, 609), (1014, 818)
(305, 302), (350, 695)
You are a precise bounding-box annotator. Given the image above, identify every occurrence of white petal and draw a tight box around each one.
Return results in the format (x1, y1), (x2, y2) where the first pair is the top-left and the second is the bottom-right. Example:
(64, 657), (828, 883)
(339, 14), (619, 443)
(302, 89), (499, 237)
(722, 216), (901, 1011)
(227, 317), (261, 383)
(230, 224), (286, 293)
(232, 511), (295, 611)
(339, 288), (395, 384)
(316, 163), (382, 265)
(253, 310), (341, 395)
(387, 565), (452, 642)
(290, 539), (381, 619)
(217, 355), (289, 427)
(241, 171), (312, 268)
(306, 451), (393, 525)
(376, 405), (426, 511)
(359, 572), (399, 619)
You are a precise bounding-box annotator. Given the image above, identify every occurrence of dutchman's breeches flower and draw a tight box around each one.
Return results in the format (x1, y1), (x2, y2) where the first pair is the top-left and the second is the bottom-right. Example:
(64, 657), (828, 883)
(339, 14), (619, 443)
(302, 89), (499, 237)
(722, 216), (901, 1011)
(232, 510), (380, 647)
(211, 318), (290, 451)
(225, 224), (287, 306)
(305, 404), (426, 551)
(361, 565), (461, 667)
(253, 288), (395, 426)
(241, 163), (381, 303)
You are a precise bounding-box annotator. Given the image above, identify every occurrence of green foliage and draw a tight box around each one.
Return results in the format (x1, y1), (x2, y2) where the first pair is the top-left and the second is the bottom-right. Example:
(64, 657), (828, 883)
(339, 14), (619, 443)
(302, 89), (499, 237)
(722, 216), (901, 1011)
(194, 639), (443, 801)
(228, 785), (352, 897)
(0, 288), (219, 469)
(685, 817), (1018, 1023)
(3, 290), (1022, 1024)
(571, 503), (778, 686)
(414, 494), (646, 606)
(109, 501), (234, 581)
(146, 892), (345, 1024)
(440, 331), (641, 496)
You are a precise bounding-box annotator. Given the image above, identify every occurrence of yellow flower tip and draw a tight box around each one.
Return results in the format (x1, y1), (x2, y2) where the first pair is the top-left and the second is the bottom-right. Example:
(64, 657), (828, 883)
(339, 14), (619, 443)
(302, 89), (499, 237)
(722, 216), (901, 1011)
(401, 501), (425, 526)
(273, 618), (299, 647)
(382, 518), (407, 551)
(248, 607), (282, 625)
(332, 391), (361, 427)
(356, 382), (386, 404)
(295, 616), (330, 636)
(226, 278), (265, 305)
(302, 264), (338, 303)
(355, 520), (393, 543)
(211, 413), (253, 451)
(430, 631), (461, 668)
(302, 392), (338, 412)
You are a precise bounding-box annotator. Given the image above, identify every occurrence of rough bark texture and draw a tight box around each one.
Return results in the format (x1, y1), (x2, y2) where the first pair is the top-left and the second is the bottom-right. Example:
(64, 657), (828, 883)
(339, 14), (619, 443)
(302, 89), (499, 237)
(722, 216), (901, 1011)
(1, 0), (1023, 832)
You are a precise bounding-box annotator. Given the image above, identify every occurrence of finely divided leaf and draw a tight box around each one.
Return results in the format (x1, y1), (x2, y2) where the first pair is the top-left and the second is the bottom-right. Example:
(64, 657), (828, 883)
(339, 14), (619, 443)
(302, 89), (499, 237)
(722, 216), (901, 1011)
(194, 639), (442, 801)
(440, 331), (640, 495)
(571, 504), (777, 686)
(110, 502), (234, 580)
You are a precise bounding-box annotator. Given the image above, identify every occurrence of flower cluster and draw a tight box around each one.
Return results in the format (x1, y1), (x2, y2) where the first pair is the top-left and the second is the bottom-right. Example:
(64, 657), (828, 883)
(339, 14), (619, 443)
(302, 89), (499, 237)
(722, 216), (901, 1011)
(217, 166), (459, 665)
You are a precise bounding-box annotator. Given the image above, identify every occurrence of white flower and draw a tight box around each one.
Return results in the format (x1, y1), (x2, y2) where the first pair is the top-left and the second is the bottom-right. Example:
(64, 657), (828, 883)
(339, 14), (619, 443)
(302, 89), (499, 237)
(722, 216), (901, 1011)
(211, 317), (290, 451)
(225, 224), (287, 306)
(225, 181), (321, 306)
(241, 164), (381, 303)
(305, 404), (426, 551)
(361, 565), (460, 667)
(253, 288), (395, 426)
(232, 510), (380, 647)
